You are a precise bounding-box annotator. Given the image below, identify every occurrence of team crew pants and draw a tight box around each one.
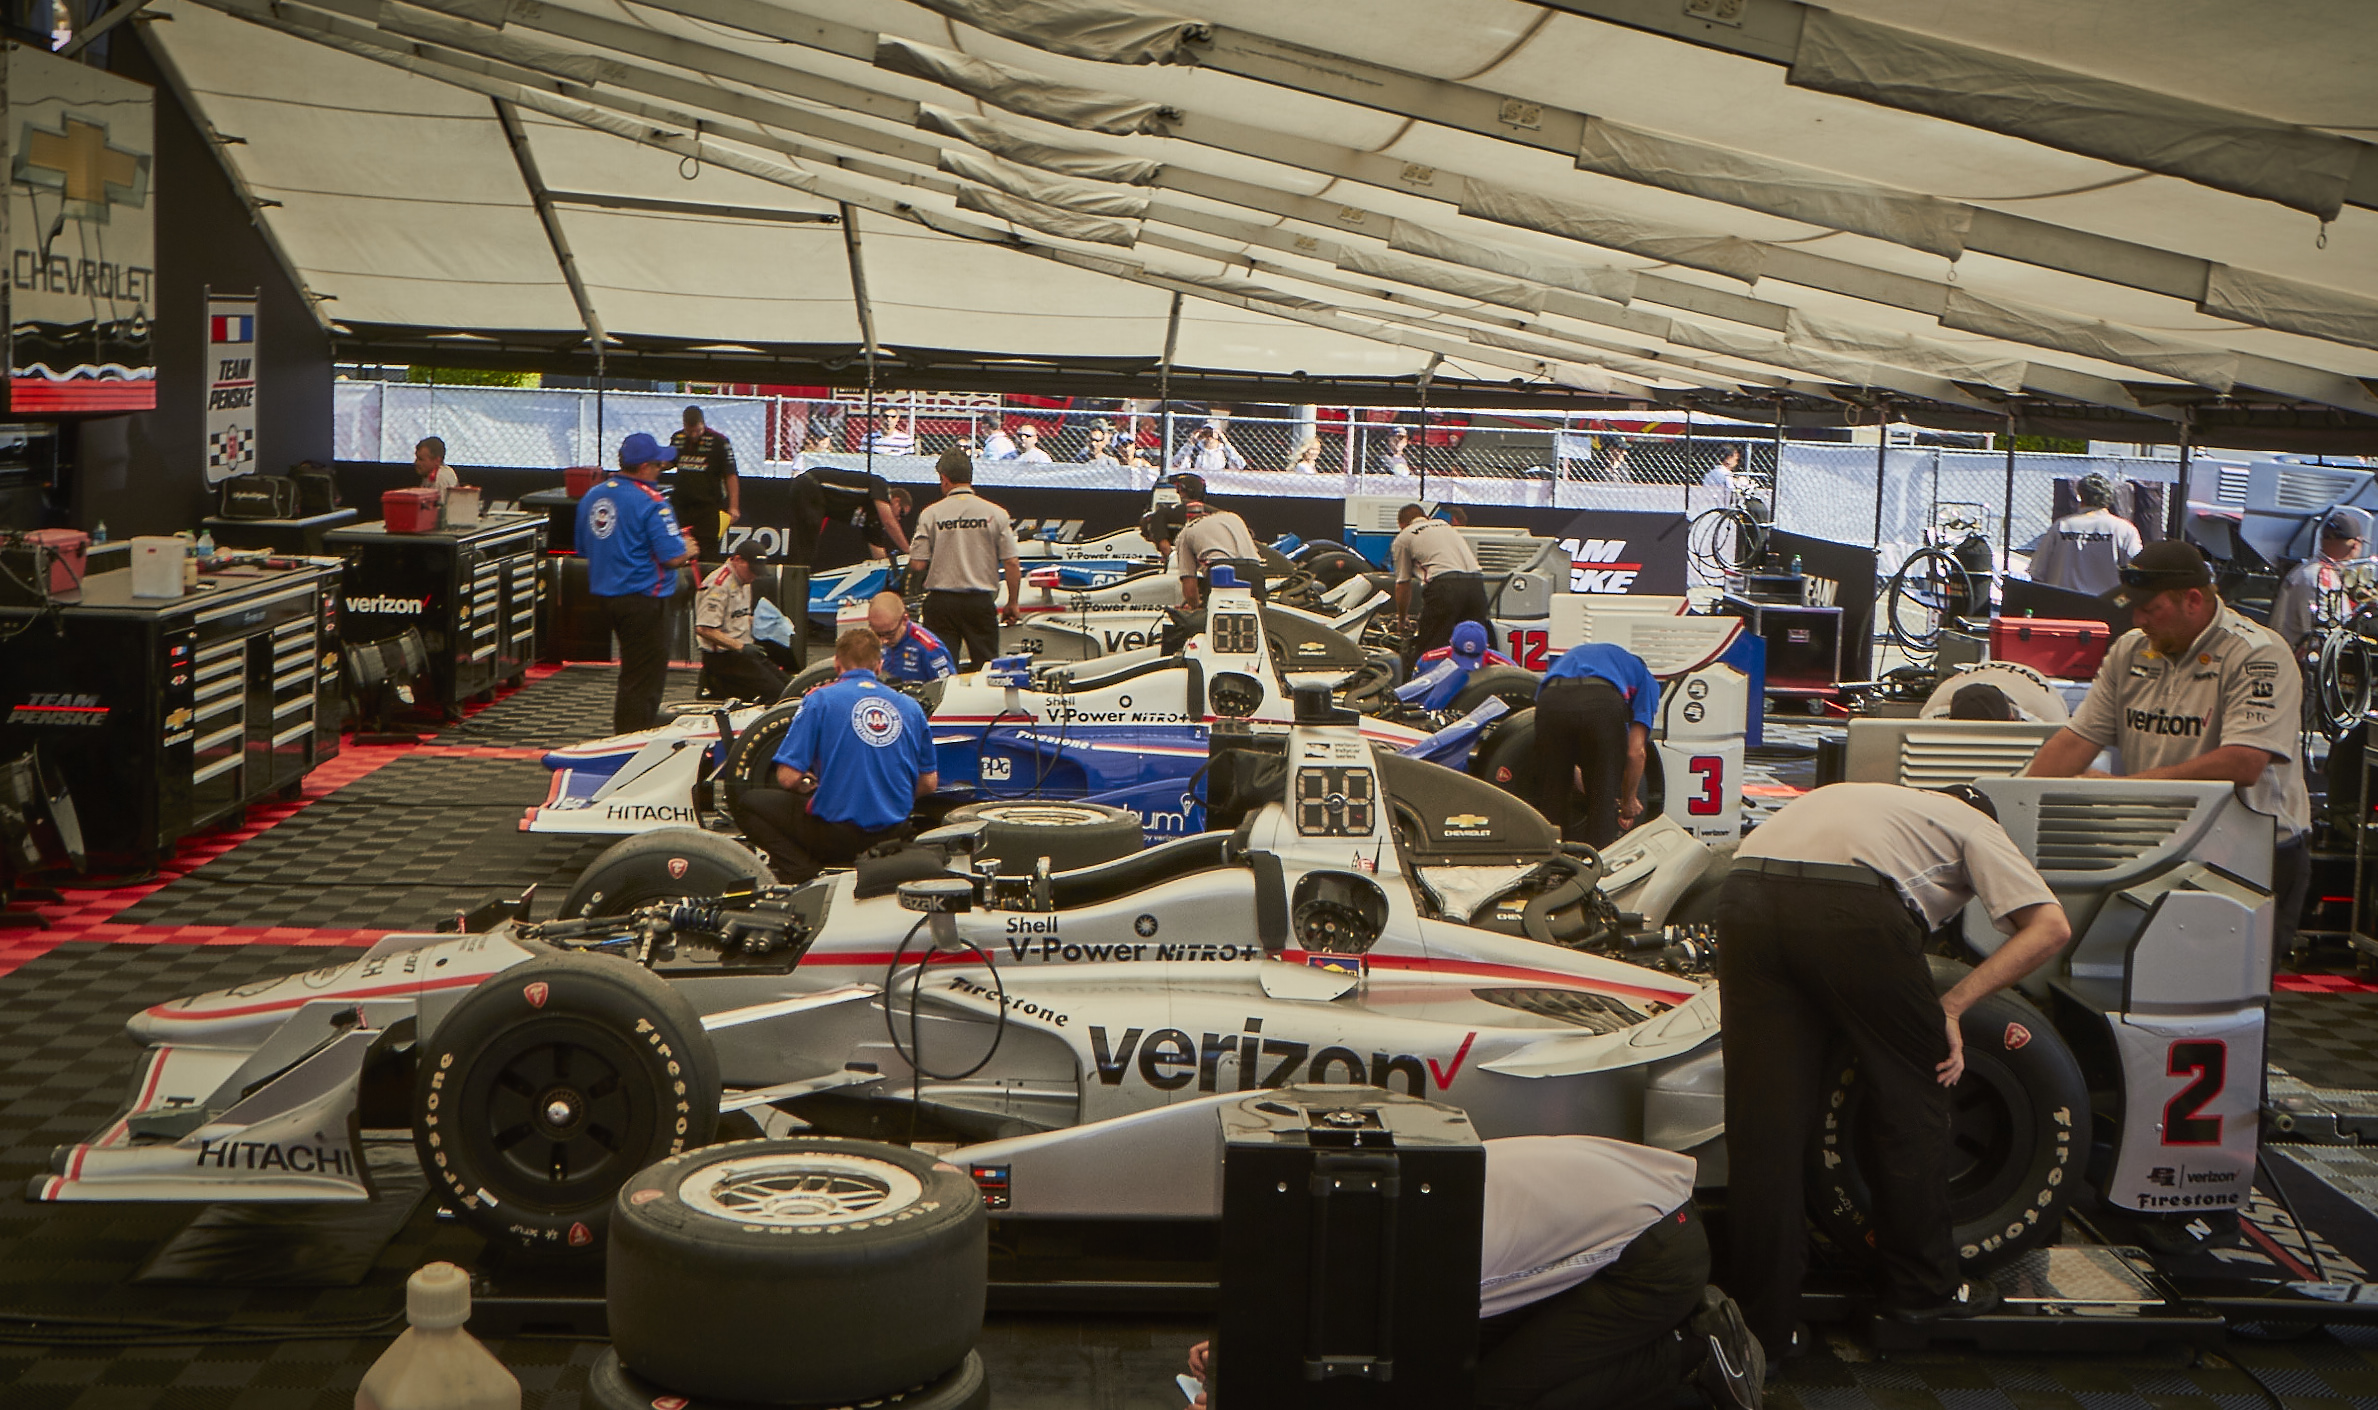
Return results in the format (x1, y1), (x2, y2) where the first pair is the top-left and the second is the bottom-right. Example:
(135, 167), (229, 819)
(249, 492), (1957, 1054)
(597, 592), (671, 736)
(2275, 833), (2311, 960)
(672, 495), (724, 561)
(1408, 571), (1491, 670)
(731, 789), (909, 885)
(1534, 677), (1633, 847)
(924, 590), (1000, 670)
(702, 647), (787, 706)
(1716, 872), (1957, 1357)
(1474, 1202), (1710, 1410)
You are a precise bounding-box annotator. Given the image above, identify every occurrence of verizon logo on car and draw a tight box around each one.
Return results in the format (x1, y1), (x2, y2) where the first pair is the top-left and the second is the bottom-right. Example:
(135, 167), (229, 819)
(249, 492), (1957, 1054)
(1560, 538), (1642, 594)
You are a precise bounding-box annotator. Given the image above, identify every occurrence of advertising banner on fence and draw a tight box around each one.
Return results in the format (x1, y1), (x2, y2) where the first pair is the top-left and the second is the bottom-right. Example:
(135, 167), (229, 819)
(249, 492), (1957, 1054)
(6, 43), (156, 414)
(203, 292), (258, 484)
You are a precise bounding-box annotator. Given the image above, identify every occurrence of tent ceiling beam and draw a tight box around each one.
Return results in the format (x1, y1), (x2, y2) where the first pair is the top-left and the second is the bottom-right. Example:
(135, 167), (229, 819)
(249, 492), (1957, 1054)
(543, 191), (841, 224)
(492, 98), (607, 348)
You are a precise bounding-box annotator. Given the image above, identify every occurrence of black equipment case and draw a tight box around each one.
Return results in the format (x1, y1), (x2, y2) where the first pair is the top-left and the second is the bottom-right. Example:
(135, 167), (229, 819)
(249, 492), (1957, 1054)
(218, 474), (300, 520)
(1213, 1087), (1484, 1408)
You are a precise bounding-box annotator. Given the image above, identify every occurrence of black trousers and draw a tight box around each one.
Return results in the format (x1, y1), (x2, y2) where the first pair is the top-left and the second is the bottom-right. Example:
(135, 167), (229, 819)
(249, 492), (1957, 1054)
(2275, 832), (2311, 960)
(702, 646), (787, 705)
(731, 788), (908, 884)
(1476, 1202), (1709, 1410)
(1717, 873), (1956, 1356)
(1408, 572), (1491, 670)
(597, 592), (671, 736)
(924, 590), (999, 670)
(672, 496), (723, 561)
(1535, 678), (1634, 847)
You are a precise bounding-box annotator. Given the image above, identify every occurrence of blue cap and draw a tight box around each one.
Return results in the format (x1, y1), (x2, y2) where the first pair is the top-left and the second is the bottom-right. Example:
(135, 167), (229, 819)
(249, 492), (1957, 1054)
(1208, 564), (1242, 589)
(618, 432), (676, 469)
(1450, 621), (1489, 659)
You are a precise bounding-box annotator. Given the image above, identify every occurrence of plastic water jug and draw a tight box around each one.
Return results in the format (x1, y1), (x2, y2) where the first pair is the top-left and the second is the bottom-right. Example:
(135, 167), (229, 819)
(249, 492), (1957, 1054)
(355, 1263), (519, 1410)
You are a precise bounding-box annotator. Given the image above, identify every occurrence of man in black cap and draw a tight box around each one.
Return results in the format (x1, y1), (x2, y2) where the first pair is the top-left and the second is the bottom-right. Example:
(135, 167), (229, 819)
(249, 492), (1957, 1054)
(695, 542), (789, 704)
(2269, 509), (2365, 651)
(1169, 473), (1261, 610)
(2025, 539), (2311, 957)
(2027, 471), (2140, 597)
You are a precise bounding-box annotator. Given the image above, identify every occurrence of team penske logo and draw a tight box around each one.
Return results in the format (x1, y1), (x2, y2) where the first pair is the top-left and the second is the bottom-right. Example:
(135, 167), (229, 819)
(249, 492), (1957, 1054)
(852, 695), (904, 746)
(588, 500), (618, 539)
(2124, 707), (2206, 738)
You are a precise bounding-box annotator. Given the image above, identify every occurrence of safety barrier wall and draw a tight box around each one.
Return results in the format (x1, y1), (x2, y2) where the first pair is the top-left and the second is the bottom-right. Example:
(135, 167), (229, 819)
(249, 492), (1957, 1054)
(335, 381), (2181, 560)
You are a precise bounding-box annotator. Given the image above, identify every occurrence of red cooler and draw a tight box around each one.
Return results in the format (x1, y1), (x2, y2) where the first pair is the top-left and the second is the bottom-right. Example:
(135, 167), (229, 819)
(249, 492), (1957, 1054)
(1992, 617), (2112, 679)
(382, 488), (443, 533)
(25, 527), (88, 593)
(564, 465), (602, 497)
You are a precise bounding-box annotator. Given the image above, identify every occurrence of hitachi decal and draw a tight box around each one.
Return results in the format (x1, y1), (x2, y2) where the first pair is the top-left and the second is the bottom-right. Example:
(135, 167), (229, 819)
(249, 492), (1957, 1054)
(347, 594), (430, 615)
(605, 803), (696, 822)
(2124, 707), (2207, 737)
(1087, 1018), (1476, 1095)
(194, 1138), (357, 1176)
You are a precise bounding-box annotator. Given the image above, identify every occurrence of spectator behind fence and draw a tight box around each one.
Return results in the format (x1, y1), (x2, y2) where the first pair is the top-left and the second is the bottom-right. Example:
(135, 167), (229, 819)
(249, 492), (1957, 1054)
(980, 421), (1019, 460)
(1172, 420), (1246, 472)
(863, 409), (914, 456)
(1013, 424), (1054, 463)
(1367, 425), (1411, 475)
(1079, 419), (1123, 466)
(1288, 437), (1322, 473)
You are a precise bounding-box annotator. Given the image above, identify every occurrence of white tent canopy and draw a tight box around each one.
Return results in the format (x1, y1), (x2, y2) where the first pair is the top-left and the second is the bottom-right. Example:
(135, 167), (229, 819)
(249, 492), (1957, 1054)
(131, 0), (2378, 445)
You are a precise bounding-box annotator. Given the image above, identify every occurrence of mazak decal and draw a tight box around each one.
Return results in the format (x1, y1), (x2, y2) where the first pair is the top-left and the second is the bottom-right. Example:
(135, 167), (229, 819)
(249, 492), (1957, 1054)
(1560, 537), (1643, 594)
(10, 692), (108, 726)
(1087, 1018), (1475, 1095)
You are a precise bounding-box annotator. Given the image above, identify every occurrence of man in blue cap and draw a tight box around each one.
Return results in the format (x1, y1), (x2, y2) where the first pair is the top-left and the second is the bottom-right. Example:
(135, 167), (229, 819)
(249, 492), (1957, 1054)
(1395, 620), (1518, 711)
(579, 431), (695, 734)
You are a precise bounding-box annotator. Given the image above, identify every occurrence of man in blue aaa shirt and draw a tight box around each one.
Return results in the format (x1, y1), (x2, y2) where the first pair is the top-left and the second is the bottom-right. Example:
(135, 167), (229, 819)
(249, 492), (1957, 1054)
(579, 431), (695, 734)
(866, 591), (957, 683)
(730, 627), (938, 883)
(1534, 642), (1661, 848)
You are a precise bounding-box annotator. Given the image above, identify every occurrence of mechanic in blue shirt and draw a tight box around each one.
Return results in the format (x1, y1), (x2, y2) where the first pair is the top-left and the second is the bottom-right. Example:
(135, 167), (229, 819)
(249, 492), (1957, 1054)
(579, 432), (695, 735)
(1534, 642), (1661, 848)
(1396, 620), (1518, 711)
(866, 591), (957, 683)
(730, 626), (939, 883)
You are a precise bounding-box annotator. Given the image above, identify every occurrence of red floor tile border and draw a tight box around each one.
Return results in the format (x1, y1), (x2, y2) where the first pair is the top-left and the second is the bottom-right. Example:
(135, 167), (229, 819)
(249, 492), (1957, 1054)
(2275, 973), (2378, 993)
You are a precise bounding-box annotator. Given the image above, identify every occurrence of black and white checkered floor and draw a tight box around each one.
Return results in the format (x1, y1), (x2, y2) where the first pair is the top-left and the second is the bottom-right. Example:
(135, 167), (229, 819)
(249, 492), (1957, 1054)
(10, 677), (2378, 1408)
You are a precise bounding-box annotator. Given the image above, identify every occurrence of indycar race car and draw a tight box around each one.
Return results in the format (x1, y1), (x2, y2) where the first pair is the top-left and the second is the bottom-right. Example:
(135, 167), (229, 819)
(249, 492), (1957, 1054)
(35, 679), (2278, 1283)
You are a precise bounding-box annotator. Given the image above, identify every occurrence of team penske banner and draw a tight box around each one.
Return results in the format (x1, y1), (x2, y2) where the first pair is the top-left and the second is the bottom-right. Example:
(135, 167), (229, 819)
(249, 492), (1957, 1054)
(6, 43), (155, 414)
(203, 292), (258, 485)
(1549, 510), (1689, 595)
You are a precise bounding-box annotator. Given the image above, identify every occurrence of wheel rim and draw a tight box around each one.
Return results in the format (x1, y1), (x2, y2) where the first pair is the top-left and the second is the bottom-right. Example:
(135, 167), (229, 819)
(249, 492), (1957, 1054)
(973, 802), (1110, 827)
(678, 1151), (923, 1228)
(1846, 1050), (2034, 1225)
(463, 1017), (658, 1206)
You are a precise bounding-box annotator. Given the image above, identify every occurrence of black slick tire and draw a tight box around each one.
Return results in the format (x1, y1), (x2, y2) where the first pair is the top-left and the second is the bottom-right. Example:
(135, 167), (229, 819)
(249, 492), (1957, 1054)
(607, 1138), (987, 1405)
(561, 828), (770, 919)
(1448, 665), (1544, 716)
(414, 951), (720, 1255)
(1473, 708), (1534, 794)
(942, 800), (1143, 874)
(712, 697), (808, 827)
(583, 1348), (988, 1410)
(1805, 961), (2090, 1268)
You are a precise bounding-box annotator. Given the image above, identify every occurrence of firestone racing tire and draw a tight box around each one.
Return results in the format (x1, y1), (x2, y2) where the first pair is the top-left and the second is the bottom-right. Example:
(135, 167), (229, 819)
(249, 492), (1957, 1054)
(711, 698), (807, 828)
(1449, 665), (1545, 717)
(561, 828), (772, 919)
(414, 951), (720, 1256)
(606, 1138), (988, 1406)
(1472, 710), (1667, 821)
(942, 800), (1144, 875)
(1806, 959), (2090, 1269)
(584, 1348), (989, 1410)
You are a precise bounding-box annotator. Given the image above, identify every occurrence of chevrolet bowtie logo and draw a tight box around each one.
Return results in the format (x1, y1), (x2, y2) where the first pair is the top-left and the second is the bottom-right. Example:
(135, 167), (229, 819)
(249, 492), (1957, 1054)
(15, 113), (149, 224)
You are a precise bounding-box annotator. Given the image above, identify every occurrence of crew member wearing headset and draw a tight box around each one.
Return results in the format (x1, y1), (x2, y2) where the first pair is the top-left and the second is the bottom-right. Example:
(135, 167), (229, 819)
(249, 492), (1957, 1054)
(578, 431), (694, 735)
(1392, 503), (1489, 670)
(905, 449), (1022, 669)
(866, 591), (957, 683)
(730, 627), (937, 884)
(2025, 539), (2311, 958)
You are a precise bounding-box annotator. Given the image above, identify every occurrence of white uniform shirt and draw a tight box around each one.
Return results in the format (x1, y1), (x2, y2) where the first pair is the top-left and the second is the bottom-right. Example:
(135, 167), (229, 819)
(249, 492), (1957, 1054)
(909, 486), (1021, 592)
(2268, 554), (2344, 650)
(2067, 606), (2311, 840)
(2027, 509), (2142, 597)
(1738, 783), (2056, 931)
(1171, 508), (1261, 576)
(1479, 1136), (1696, 1318)
(1391, 518), (1483, 584)
(694, 564), (754, 650)
(421, 465), (459, 490)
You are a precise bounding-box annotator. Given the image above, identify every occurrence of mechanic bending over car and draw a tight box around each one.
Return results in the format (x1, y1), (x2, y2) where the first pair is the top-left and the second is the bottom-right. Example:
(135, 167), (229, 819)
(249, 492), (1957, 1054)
(1180, 1136), (1764, 1410)
(865, 591), (956, 683)
(580, 432), (696, 736)
(2023, 539), (2311, 958)
(695, 543), (791, 705)
(1396, 620), (1517, 710)
(1169, 473), (1262, 611)
(1392, 502), (1490, 671)
(904, 449), (1023, 669)
(1720, 783), (2072, 1362)
(1534, 640), (1660, 849)
(728, 627), (939, 885)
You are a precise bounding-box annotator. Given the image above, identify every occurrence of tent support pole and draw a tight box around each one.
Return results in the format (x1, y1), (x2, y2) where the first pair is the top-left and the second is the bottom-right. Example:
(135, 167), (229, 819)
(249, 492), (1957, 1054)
(1872, 403), (1889, 549)
(1769, 394), (1784, 526)
(839, 203), (878, 475)
(495, 98), (607, 436)
(62, 0), (157, 59)
(1158, 291), (1183, 479)
(1416, 352), (1441, 496)
(2001, 407), (2020, 572)
(2171, 407), (2194, 543)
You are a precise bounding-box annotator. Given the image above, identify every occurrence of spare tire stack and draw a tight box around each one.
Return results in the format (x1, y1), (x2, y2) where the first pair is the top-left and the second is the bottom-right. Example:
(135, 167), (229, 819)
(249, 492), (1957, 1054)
(587, 1137), (990, 1409)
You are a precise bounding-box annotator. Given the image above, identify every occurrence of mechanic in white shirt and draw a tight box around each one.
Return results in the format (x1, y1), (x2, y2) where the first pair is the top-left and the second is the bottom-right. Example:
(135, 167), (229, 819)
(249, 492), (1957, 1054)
(1169, 474), (1262, 610)
(2269, 509), (2365, 651)
(413, 436), (459, 491)
(2026, 473), (2142, 597)
(1183, 1136), (1763, 1410)
(1392, 503), (1489, 671)
(1720, 783), (2071, 1359)
(694, 543), (789, 704)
